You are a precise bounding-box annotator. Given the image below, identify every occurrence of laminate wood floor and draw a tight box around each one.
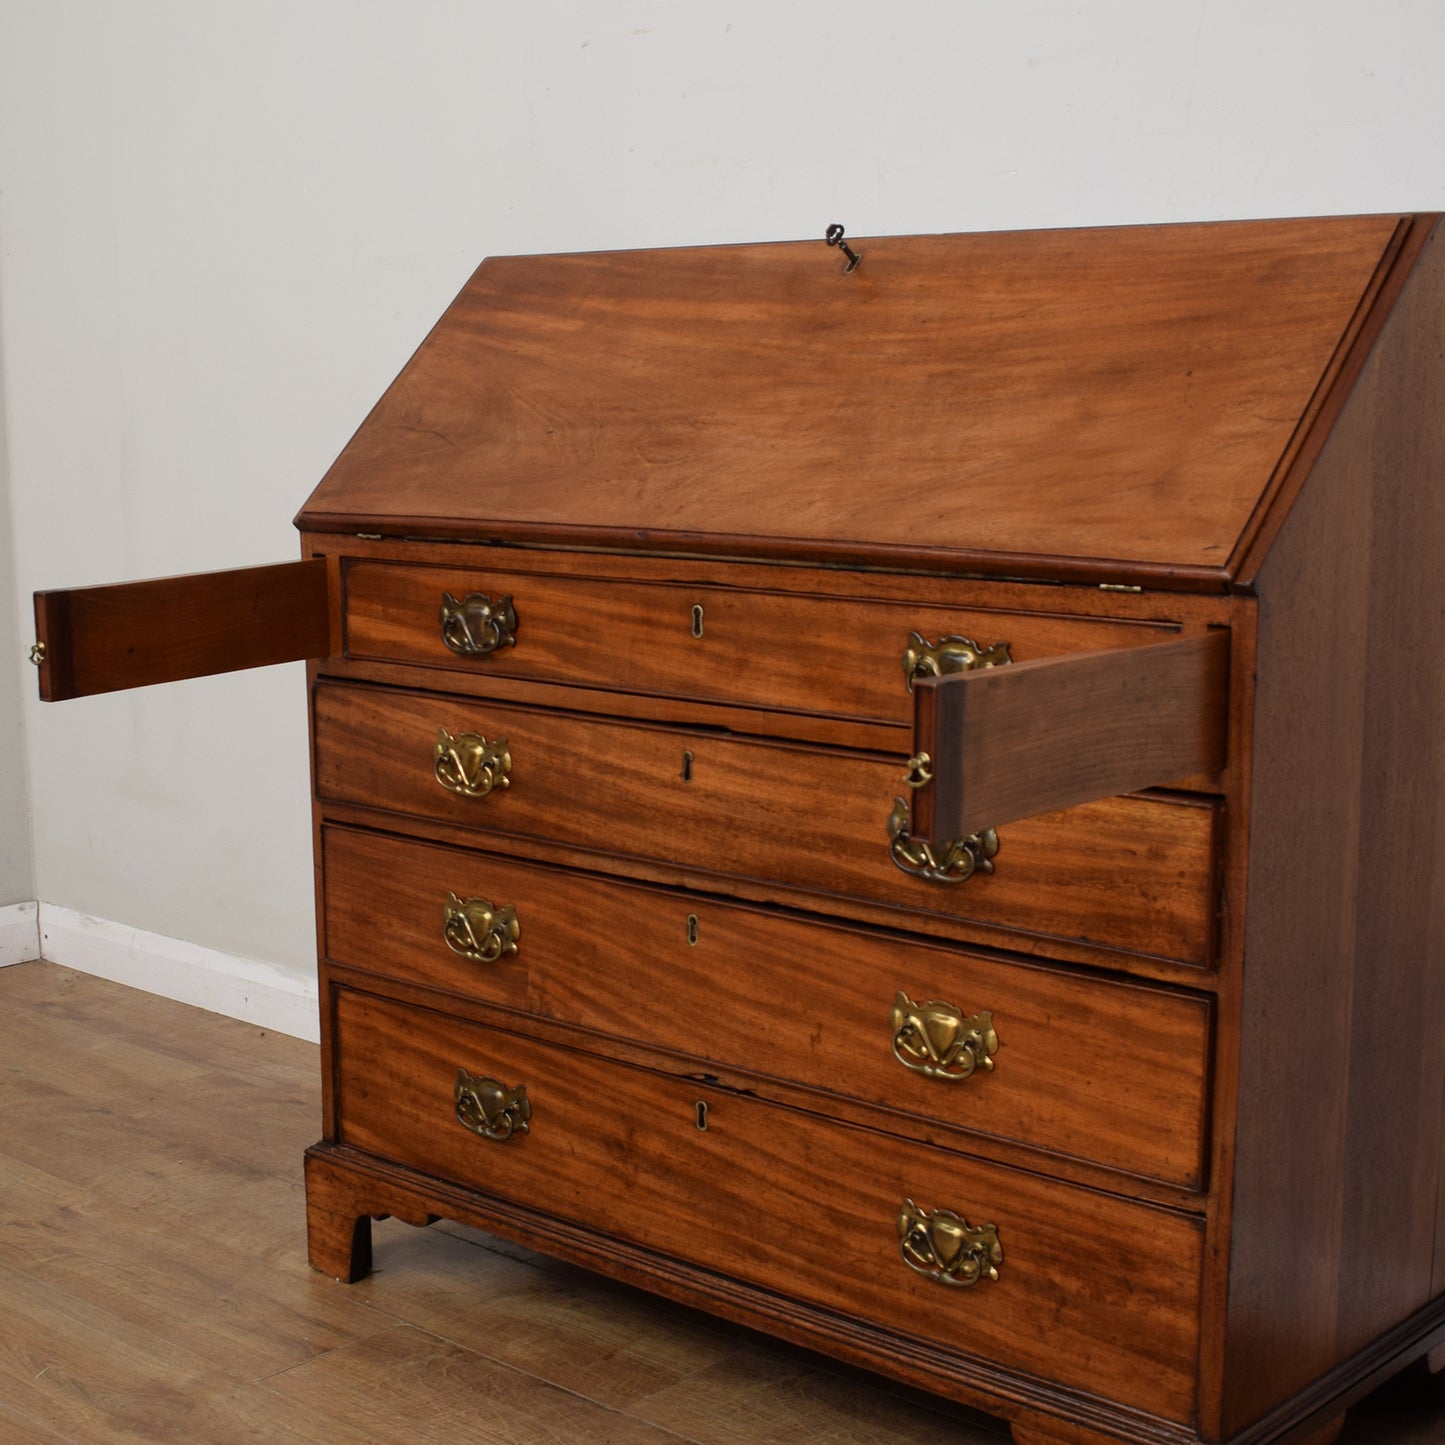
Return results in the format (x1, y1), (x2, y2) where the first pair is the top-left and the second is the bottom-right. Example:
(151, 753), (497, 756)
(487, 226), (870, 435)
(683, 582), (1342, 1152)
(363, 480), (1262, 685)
(0, 962), (1441, 1444)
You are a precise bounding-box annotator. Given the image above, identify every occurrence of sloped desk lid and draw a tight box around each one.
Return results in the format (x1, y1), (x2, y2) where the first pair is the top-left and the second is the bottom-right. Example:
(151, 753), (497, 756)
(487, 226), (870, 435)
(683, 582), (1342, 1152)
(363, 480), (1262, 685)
(298, 213), (1429, 591)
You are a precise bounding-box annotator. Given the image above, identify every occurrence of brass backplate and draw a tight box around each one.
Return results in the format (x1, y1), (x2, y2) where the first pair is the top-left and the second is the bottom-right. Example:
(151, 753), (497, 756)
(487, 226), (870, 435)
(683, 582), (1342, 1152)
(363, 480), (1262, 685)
(891, 992), (998, 1082)
(443, 892), (521, 963)
(434, 726), (512, 798)
(887, 796), (999, 883)
(440, 591), (518, 656)
(902, 632), (1011, 693)
(897, 1199), (1002, 1288)
(454, 1068), (531, 1142)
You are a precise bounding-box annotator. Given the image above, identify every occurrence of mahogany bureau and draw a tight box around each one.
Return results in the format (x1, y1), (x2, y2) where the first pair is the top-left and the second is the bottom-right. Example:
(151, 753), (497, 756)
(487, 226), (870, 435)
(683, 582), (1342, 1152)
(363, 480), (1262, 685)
(32, 215), (1445, 1445)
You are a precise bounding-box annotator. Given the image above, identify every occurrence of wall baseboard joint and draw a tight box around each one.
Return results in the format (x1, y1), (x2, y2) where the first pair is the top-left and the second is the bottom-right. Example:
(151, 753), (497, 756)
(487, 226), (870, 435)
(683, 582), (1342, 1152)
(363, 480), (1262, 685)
(35, 903), (319, 1042)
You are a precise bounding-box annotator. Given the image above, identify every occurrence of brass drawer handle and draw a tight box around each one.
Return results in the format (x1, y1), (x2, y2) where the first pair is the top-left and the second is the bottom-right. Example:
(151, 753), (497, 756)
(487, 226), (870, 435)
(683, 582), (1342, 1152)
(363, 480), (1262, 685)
(434, 726), (512, 798)
(443, 893), (520, 963)
(898, 1199), (1002, 1288)
(440, 591), (517, 656)
(891, 992), (997, 1081)
(903, 753), (933, 789)
(454, 1068), (530, 1142)
(887, 796), (998, 883)
(902, 631), (1011, 694)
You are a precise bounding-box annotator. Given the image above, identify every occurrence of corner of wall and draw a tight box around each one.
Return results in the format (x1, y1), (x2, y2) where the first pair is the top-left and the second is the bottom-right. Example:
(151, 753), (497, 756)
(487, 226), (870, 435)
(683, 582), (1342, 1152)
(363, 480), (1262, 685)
(0, 901), (39, 966)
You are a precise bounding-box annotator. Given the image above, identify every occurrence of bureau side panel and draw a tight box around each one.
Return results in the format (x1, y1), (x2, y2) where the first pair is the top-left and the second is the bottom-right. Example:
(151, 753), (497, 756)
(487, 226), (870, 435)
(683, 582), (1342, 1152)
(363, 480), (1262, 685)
(1341, 225), (1445, 1340)
(1223, 221), (1445, 1432)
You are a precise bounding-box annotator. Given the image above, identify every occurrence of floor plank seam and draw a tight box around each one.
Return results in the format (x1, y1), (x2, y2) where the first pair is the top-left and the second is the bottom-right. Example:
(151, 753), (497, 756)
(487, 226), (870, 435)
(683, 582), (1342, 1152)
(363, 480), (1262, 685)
(251, 1320), (711, 1445)
(245, 1302), (422, 1388)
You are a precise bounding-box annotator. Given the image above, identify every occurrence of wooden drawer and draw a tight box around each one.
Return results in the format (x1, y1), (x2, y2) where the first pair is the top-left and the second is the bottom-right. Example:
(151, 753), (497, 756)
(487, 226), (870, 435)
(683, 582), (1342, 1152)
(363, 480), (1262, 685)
(313, 681), (1220, 965)
(334, 989), (1204, 1423)
(342, 558), (1182, 726)
(323, 826), (1213, 1189)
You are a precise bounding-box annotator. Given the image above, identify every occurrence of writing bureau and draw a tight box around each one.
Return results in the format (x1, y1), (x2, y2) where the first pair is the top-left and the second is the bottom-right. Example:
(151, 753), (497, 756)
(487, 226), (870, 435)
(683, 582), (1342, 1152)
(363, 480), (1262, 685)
(31, 215), (1445, 1445)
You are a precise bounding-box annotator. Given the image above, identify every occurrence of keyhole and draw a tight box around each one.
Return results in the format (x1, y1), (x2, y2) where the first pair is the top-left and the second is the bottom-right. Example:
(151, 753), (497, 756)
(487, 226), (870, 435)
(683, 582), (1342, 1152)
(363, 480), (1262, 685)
(681, 750), (693, 783)
(691, 604), (705, 639)
(695, 1100), (709, 1131)
(687, 914), (699, 946)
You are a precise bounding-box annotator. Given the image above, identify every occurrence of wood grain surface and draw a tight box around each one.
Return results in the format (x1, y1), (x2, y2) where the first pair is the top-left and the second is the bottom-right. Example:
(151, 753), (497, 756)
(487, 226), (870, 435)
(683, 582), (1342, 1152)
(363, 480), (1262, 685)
(311, 680), (1220, 964)
(333, 988), (1205, 1423)
(32, 559), (329, 701)
(342, 556), (1181, 730)
(321, 825), (1213, 1188)
(297, 217), (1403, 584)
(1223, 219), (1445, 1432)
(913, 630), (1228, 841)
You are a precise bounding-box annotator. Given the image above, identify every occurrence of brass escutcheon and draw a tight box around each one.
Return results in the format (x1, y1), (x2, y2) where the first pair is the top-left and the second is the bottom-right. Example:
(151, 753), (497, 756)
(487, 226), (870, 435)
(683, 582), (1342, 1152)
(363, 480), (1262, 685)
(897, 1199), (1002, 1288)
(454, 1068), (530, 1142)
(434, 726), (512, 798)
(891, 992), (998, 1082)
(902, 632), (1011, 693)
(440, 591), (517, 656)
(28, 641), (46, 666)
(887, 796), (998, 884)
(443, 892), (520, 963)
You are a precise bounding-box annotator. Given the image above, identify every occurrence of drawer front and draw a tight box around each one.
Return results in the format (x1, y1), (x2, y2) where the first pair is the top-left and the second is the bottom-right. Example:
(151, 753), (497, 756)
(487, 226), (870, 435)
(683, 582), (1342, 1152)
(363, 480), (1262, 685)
(313, 682), (1219, 965)
(324, 826), (1213, 1188)
(343, 558), (1180, 726)
(335, 990), (1203, 1423)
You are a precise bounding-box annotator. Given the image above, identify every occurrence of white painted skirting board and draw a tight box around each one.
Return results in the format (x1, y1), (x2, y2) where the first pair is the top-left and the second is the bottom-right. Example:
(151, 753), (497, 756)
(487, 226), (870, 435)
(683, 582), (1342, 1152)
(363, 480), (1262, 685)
(36, 903), (320, 1042)
(0, 901), (41, 968)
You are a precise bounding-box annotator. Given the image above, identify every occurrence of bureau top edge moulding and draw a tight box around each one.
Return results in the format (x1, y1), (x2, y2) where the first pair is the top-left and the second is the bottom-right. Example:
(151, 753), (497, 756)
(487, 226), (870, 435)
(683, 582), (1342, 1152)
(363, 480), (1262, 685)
(30, 214), (1445, 1445)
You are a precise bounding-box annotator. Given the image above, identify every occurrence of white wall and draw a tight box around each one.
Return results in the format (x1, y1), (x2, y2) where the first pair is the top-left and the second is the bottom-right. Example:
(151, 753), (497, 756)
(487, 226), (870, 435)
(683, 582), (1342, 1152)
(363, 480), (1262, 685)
(0, 295), (33, 911)
(2, 1), (1442, 1009)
